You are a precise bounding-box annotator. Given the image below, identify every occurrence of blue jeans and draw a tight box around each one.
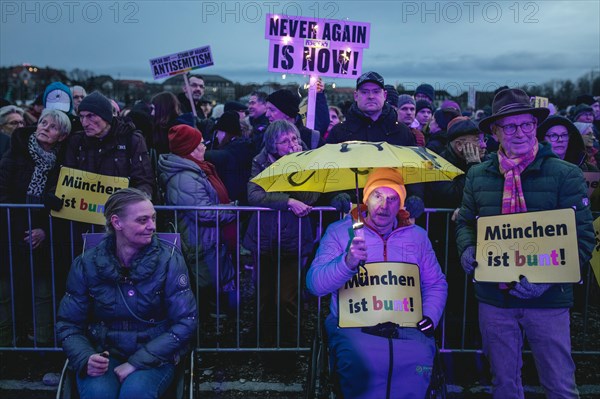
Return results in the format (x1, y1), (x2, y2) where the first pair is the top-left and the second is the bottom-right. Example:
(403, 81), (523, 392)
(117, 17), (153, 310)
(479, 303), (579, 399)
(76, 357), (174, 399)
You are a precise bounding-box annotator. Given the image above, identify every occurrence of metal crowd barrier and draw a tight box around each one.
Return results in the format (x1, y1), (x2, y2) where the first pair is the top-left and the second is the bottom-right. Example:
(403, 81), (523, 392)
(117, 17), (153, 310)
(0, 204), (598, 357)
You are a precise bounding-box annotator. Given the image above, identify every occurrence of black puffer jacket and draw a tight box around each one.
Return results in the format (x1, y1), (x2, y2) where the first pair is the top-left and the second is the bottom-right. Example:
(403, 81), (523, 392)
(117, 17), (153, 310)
(56, 235), (197, 375)
(63, 117), (155, 196)
(326, 103), (416, 146)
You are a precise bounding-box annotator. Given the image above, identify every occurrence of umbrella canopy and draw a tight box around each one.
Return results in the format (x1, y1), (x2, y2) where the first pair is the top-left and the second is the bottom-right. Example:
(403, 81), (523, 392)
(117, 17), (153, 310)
(251, 141), (464, 192)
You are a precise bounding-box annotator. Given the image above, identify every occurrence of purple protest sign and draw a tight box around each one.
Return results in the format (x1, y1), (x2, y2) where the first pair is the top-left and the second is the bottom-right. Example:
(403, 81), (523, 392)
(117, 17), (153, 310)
(265, 14), (370, 79)
(149, 46), (213, 80)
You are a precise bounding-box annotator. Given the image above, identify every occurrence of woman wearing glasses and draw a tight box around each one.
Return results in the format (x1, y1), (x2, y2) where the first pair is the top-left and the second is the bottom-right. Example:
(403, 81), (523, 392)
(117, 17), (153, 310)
(537, 116), (598, 171)
(0, 109), (71, 346)
(243, 120), (320, 349)
(0, 105), (26, 155)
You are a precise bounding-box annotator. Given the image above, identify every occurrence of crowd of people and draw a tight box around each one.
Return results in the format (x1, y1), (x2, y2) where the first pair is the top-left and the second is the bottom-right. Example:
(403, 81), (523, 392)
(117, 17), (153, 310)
(0, 71), (599, 398)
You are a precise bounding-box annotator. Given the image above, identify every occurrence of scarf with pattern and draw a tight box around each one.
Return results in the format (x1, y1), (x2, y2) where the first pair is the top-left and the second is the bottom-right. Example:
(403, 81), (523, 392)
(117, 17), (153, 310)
(27, 133), (57, 200)
(497, 141), (538, 214)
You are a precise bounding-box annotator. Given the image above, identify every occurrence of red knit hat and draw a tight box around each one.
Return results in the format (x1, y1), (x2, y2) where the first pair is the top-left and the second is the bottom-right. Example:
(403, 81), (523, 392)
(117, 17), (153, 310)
(168, 124), (202, 156)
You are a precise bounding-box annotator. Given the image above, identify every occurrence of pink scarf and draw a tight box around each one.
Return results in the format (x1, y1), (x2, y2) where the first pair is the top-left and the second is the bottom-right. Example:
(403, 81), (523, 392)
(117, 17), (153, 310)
(497, 142), (538, 214)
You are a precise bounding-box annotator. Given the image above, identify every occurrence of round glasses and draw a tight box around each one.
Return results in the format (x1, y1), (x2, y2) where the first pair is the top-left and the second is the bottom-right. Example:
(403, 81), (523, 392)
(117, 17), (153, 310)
(495, 121), (536, 135)
(545, 133), (569, 142)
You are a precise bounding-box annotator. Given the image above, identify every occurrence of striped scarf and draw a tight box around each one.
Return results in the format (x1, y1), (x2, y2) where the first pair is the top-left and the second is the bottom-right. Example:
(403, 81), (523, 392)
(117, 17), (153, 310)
(497, 142), (538, 214)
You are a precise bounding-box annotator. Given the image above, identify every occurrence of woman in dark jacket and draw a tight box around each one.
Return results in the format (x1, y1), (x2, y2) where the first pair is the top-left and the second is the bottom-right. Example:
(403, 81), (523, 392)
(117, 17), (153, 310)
(0, 109), (71, 346)
(56, 188), (197, 399)
(244, 120), (320, 346)
(151, 92), (182, 158)
(537, 115), (599, 171)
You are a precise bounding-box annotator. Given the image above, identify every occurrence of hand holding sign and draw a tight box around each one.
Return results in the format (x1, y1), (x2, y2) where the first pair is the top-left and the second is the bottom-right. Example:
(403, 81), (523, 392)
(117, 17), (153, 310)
(509, 275), (552, 299)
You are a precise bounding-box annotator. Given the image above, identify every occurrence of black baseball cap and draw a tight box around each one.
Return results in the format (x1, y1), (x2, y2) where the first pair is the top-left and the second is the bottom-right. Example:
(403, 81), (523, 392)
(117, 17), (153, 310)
(356, 71), (384, 90)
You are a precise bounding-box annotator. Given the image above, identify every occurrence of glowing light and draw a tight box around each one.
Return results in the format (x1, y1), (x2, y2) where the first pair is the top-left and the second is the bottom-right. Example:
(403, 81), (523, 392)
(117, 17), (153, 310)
(282, 35), (292, 45)
(332, 83), (336, 89)
(282, 74), (286, 79)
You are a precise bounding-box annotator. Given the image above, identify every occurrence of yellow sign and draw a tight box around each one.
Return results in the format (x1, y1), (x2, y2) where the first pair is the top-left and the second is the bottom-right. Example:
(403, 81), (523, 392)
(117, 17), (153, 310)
(583, 172), (600, 198)
(475, 209), (580, 283)
(532, 96), (549, 108)
(338, 262), (422, 328)
(590, 217), (600, 288)
(51, 167), (129, 225)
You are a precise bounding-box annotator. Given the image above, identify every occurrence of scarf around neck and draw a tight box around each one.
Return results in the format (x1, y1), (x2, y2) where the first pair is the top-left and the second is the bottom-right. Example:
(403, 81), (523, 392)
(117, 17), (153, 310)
(27, 133), (57, 200)
(497, 141), (538, 214)
(182, 154), (230, 204)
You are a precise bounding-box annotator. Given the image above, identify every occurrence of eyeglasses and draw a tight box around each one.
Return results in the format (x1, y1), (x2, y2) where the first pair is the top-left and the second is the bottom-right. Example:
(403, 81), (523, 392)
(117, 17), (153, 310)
(5, 120), (25, 126)
(495, 121), (536, 135)
(545, 133), (569, 142)
(276, 136), (299, 146)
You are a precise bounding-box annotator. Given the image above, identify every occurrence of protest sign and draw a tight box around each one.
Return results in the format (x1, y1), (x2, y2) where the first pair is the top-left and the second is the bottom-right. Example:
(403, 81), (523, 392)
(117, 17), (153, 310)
(51, 167), (129, 225)
(149, 46), (213, 80)
(583, 171), (600, 198)
(474, 209), (580, 283)
(590, 217), (600, 288)
(265, 14), (370, 78)
(338, 262), (422, 328)
(532, 96), (549, 108)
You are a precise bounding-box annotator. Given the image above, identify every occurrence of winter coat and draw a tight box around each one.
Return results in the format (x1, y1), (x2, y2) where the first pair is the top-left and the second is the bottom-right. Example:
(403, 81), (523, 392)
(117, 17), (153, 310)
(243, 148), (320, 257)
(157, 153), (236, 288)
(0, 127), (63, 237)
(456, 142), (595, 309)
(307, 214), (448, 327)
(63, 117), (155, 196)
(425, 131), (448, 155)
(56, 235), (197, 376)
(205, 137), (254, 205)
(326, 103), (416, 146)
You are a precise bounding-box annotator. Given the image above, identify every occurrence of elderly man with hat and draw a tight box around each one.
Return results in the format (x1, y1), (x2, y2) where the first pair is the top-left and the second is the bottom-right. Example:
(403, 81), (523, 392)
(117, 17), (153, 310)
(63, 91), (155, 196)
(456, 88), (595, 399)
(307, 167), (447, 399)
(326, 71), (416, 146)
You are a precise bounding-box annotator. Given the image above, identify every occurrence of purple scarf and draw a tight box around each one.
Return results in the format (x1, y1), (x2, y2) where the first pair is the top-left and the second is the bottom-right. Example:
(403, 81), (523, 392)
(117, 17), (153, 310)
(497, 142), (538, 214)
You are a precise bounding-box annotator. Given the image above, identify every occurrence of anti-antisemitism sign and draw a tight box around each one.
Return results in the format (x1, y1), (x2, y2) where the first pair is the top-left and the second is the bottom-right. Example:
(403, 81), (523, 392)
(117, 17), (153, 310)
(265, 14), (370, 78)
(51, 167), (129, 225)
(475, 209), (580, 283)
(338, 262), (422, 328)
(149, 46), (213, 80)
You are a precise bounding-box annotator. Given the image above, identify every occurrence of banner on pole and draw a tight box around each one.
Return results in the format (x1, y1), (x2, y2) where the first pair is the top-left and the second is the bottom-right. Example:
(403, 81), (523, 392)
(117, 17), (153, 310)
(149, 46), (213, 80)
(265, 14), (370, 78)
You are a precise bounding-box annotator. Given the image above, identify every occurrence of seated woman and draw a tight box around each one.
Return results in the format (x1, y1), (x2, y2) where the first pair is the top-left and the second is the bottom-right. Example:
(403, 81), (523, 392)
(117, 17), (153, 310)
(243, 120), (320, 346)
(0, 109), (71, 346)
(56, 188), (197, 399)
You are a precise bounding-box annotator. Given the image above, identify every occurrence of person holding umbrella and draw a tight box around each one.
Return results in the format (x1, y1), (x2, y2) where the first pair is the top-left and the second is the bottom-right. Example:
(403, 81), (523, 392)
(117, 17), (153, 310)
(306, 168), (448, 399)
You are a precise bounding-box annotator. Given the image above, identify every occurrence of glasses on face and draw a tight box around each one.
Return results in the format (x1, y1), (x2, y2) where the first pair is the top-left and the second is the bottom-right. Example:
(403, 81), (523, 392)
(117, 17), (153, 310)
(79, 113), (100, 122)
(5, 120), (25, 126)
(276, 136), (299, 146)
(545, 133), (569, 142)
(495, 121), (536, 135)
(189, 83), (205, 89)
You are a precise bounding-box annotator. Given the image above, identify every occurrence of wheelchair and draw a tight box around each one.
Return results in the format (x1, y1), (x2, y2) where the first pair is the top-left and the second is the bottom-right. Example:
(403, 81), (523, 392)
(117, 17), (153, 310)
(305, 301), (447, 399)
(55, 232), (196, 399)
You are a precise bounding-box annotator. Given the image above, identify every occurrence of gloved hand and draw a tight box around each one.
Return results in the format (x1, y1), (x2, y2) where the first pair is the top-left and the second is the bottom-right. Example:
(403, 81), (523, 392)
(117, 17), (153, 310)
(404, 196), (425, 219)
(417, 316), (435, 337)
(43, 193), (63, 212)
(460, 246), (478, 274)
(509, 275), (552, 299)
(330, 193), (351, 213)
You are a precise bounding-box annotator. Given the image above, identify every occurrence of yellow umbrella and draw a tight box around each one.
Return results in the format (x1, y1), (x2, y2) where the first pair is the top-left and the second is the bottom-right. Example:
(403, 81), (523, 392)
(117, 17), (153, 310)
(251, 141), (464, 193)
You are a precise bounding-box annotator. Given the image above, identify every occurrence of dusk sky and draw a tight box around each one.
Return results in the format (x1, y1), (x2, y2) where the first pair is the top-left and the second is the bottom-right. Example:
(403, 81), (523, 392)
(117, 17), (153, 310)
(1, 1), (599, 95)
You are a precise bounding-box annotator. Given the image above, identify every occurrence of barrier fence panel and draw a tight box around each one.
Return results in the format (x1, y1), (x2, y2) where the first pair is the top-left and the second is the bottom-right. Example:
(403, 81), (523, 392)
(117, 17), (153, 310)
(0, 204), (598, 358)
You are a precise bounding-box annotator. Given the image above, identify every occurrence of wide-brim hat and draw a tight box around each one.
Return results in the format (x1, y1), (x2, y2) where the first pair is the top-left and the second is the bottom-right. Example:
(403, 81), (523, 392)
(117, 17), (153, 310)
(478, 88), (549, 134)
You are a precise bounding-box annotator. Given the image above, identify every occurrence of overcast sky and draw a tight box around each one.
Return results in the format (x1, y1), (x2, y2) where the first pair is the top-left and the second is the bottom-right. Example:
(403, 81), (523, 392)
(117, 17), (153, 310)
(1, 0), (599, 95)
